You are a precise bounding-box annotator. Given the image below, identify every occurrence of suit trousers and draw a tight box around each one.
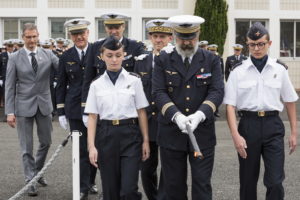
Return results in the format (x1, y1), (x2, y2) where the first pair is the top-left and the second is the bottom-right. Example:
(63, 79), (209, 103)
(160, 146), (215, 200)
(16, 108), (52, 183)
(69, 119), (90, 194)
(96, 122), (142, 200)
(141, 141), (166, 200)
(238, 115), (285, 200)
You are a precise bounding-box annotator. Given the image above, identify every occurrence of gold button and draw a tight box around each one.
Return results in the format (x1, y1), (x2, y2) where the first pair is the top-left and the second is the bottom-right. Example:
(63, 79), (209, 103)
(151, 101), (155, 105)
(186, 108), (189, 112)
(186, 85), (190, 88)
(169, 82), (172, 85)
(126, 64), (128, 66)
(204, 81), (207, 84)
(152, 112), (156, 115)
(186, 97), (190, 101)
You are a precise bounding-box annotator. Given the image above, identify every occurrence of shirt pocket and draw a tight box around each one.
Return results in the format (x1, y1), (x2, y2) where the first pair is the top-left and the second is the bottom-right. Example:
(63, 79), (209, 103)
(165, 71), (181, 87)
(95, 91), (112, 112)
(118, 89), (135, 107)
(196, 77), (212, 87)
(237, 80), (257, 99)
(263, 80), (281, 101)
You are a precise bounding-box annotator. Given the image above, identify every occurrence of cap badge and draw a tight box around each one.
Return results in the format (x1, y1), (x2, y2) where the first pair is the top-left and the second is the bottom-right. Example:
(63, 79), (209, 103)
(72, 20), (80, 24)
(108, 14), (117, 19)
(153, 21), (164, 26)
(255, 31), (260, 36)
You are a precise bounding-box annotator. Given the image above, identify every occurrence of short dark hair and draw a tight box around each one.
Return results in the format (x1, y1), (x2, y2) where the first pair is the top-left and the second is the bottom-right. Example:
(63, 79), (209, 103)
(22, 23), (38, 36)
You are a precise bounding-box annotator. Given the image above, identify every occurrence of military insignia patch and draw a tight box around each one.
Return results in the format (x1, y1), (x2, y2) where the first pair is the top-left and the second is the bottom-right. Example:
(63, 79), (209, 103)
(153, 21), (164, 26)
(67, 62), (76, 65)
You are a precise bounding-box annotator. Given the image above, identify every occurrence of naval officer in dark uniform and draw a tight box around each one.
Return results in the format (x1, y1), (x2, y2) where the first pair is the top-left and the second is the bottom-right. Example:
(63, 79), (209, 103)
(224, 44), (247, 81)
(56, 19), (92, 200)
(207, 44), (224, 75)
(224, 22), (298, 200)
(152, 15), (224, 200)
(0, 39), (14, 121)
(134, 19), (173, 200)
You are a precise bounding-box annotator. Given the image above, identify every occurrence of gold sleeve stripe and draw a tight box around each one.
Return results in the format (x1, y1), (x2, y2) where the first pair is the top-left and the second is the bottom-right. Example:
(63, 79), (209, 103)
(203, 100), (216, 112)
(161, 102), (175, 116)
(57, 104), (65, 109)
(81, 103), (86, 107)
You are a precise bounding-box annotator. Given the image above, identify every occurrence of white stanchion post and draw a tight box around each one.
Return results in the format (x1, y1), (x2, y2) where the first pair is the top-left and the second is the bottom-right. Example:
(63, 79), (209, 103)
(72, 131), (80, 200)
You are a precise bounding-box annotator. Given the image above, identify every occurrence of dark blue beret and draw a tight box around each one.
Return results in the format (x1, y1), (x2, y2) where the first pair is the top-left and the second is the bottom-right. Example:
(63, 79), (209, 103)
(247, 22), (269, 40)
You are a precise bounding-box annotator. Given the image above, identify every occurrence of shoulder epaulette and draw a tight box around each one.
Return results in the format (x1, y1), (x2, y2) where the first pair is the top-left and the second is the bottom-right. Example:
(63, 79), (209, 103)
(276, 59), (288, 70)
(134, 54), (149, 61)
(232, 61), (243, 71)
(129, 72), (141, 78)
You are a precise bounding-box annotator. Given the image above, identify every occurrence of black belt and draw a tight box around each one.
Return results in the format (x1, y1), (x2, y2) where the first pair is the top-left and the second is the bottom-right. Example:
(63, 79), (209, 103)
(100, 118), (137, 126)
(239, 110), (279, 117)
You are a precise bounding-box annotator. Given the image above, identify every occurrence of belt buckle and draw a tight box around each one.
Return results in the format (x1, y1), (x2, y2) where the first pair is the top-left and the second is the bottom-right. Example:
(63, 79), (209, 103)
(112, 120), (119, 125)
(258, 111), (265, 117)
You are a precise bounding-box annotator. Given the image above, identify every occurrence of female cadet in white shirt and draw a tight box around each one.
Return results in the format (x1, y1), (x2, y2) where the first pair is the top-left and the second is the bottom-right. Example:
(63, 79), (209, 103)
(85, 36), (150, 200)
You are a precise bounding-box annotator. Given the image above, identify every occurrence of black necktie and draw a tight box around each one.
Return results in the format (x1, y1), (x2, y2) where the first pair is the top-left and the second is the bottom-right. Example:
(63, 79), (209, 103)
(81, 50), (85, 65)
(30, 52), (38, 73)
(184, 57), (190, 70)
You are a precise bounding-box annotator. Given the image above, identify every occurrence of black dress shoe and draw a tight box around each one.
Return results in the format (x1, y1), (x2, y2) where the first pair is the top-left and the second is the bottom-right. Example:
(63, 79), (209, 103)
(80, 192), (88, 200)
(28, 185), (38, 196)
(38, 177), (48, 187)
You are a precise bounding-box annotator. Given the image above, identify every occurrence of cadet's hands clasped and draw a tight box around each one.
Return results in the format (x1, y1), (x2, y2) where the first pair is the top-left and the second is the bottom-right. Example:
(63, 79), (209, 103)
(174, 111), (206, 133)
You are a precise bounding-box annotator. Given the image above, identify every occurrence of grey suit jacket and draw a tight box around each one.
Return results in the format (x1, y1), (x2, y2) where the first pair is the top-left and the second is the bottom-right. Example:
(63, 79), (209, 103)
(5, 47), (59, 117)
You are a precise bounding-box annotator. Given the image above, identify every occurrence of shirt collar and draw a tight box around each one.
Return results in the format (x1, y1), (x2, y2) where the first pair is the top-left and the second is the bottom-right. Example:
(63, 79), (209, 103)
(75, 44), (88, 55)
(24, 46), (37, 55)
(245, 55), (274, 70)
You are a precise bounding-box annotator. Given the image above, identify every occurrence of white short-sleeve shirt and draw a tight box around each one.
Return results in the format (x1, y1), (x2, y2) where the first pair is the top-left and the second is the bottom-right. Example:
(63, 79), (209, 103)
(223, 57), (298, 112)
(85, 69), (149, 120)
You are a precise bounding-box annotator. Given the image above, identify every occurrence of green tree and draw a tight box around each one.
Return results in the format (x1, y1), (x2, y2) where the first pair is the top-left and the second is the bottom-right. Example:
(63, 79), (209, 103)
(194, 0), (228, 56)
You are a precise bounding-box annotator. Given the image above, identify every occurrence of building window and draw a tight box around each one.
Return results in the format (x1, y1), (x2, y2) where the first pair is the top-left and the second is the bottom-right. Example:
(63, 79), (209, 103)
(234, 0), (269, 10)
(142, 0), (178, 9)
(0, 0), (36, 8)
(95, 0), (131, 8)
(49, 18), (77, 39)
(48, 0), (84, 8)
(235, 19), (268, 56)
(280, 21), (300, 57)
(2, 18), (36, 40)
(96, 19), (130, 40)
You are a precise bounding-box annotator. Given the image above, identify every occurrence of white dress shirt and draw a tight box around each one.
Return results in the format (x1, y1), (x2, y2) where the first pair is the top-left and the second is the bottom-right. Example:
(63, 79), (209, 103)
(223, 57), (298, 112)
(75, 44), (88, 60)
(24, 46), (38, 65)
(85, 69), (149, 120)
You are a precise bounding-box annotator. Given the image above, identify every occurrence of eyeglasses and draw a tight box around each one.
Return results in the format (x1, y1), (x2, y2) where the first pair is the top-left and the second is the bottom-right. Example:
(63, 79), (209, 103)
(247, 42), (268, 50)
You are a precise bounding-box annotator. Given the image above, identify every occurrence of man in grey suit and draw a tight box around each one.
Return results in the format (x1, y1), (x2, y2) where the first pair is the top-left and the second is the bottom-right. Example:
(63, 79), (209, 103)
(5, 23), (59, 196)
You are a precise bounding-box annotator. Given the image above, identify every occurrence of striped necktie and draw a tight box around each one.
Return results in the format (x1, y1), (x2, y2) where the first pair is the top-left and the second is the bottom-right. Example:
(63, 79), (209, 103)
(30, 52), (38, 73)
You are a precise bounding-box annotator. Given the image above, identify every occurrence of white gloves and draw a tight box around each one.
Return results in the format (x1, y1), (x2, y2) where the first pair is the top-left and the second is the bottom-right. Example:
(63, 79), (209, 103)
(53, 81), (57, 88)
(0, 80), (3, 87)
(59, 115), (69, 130)
(187, 111), (206, 132)
(174, 113), (189, 133)
(82, 115), (88, 128)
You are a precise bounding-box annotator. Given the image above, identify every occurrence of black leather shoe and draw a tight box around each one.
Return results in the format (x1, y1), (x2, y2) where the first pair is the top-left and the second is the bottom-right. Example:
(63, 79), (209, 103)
(28, 185), (38, 196)
(38, 177), (48, 187)
(89, 184), (98, 194)
(80, 192), (88, 200)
